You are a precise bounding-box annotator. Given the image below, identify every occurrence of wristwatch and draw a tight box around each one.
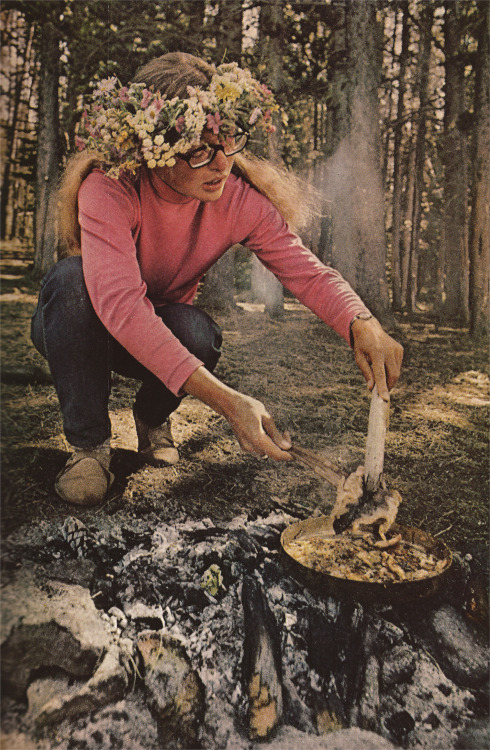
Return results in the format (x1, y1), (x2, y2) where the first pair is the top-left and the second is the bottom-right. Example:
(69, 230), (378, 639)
(349, 312), (373, 347)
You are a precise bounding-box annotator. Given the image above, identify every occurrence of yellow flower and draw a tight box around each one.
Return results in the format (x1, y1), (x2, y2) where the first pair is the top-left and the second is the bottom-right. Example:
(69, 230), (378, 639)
(147, 159), (157, 169)
(214, 81), (241, 103)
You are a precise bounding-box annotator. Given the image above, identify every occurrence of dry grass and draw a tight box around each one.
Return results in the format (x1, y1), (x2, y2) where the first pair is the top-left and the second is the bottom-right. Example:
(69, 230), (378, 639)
(1, 243), (489, 556)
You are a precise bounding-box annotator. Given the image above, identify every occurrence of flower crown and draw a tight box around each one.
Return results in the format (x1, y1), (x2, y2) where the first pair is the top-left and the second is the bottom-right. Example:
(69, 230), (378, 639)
(77, 62), (278, 178)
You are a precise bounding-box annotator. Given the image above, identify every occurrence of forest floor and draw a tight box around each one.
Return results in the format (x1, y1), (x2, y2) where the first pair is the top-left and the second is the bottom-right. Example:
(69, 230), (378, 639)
(1, 241), (489, 560)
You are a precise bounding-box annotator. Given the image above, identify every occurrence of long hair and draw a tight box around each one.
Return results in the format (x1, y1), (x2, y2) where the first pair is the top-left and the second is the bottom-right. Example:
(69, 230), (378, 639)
(58, 52), (314, 257)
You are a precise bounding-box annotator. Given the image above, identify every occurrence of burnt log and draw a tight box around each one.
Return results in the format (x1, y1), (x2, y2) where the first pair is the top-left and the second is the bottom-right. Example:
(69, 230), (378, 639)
(241, 576), (283, 740)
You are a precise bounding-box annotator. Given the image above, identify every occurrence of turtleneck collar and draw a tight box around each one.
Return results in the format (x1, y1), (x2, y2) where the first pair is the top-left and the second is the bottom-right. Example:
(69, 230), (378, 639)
(146, 168), (196, 205)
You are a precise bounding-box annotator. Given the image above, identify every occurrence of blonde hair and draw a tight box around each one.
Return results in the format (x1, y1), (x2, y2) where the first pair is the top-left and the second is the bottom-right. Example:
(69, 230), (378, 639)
(58, 52), (314, 257)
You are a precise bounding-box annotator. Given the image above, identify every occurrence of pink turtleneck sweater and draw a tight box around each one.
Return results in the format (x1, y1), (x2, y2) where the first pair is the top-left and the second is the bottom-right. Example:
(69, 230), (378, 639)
(78, 168), (371, 396)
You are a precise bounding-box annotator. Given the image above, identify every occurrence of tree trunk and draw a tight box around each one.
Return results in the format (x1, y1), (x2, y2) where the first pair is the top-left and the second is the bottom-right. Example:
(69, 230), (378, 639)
(198, 0), (244, 313)
(440, 0), (469, 324)
(391, 0), (410, 311)
(250, 0), (285, 319)
(198, 249), (237, 313)
(326, 0), (391, 322)
(33, 18), (61, 277)
(215, 0), (243, 63)
(406, 2), (433, 313)
(1, 13), (34, 241)
(469, 1), (489, 338)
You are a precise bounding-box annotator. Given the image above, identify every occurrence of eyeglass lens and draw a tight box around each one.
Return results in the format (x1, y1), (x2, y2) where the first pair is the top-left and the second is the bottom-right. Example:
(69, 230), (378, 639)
(188, 133), (248, 167)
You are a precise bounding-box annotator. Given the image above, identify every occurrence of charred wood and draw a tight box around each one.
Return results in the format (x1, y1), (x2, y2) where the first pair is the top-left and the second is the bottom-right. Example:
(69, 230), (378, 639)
(241, 576), (283, 740)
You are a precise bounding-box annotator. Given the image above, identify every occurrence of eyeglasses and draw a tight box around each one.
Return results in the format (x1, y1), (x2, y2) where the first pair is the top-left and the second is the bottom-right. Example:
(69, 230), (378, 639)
(177, 131), (249, 169)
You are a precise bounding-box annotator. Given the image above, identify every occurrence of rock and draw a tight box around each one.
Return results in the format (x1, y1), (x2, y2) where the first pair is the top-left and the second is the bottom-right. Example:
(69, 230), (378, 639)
(255, 725), (396, 750)
(1, 567), (112, 700)
(136, 631), (205, 749)
(380, 644), (416, 689)
(384, 709), (415, 745)
(427, 604), (489, 688)
(356, 655), (380, 732)
(27, 645), (128, 728)
(456, 718), (490, 750)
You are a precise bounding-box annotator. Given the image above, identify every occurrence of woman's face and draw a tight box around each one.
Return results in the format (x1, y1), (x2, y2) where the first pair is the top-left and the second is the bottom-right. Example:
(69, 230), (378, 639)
(155, 131), (235, 202)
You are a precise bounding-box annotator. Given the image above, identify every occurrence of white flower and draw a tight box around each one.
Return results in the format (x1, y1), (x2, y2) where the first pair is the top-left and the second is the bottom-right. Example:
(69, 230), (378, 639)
(93, 77), (117, 97)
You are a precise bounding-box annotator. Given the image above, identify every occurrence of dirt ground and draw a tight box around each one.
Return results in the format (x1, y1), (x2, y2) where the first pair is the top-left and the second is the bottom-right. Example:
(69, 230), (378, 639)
(1, 242), (489, 559)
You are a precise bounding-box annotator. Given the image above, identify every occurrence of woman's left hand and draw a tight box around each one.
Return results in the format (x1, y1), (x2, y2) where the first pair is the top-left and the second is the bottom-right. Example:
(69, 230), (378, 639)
(351, 317), (404, 401)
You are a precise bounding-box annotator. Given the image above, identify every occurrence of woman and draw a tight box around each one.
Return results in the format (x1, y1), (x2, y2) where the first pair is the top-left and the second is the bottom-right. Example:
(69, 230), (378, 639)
(31, 52), (403, 507)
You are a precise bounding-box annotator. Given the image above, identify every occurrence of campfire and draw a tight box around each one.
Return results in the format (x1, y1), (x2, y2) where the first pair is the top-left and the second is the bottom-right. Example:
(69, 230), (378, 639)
(1, 504), (487, 750)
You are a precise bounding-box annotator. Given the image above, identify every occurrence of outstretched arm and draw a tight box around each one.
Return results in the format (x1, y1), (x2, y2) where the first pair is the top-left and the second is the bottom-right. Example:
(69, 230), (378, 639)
(350, 317), (404, 401)
(183, 366), (292, 461)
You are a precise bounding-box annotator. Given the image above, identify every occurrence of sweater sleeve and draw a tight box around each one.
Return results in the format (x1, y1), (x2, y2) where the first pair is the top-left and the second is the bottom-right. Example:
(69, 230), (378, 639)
(78, 171), (203, 396)
(234, 186), (371, 346)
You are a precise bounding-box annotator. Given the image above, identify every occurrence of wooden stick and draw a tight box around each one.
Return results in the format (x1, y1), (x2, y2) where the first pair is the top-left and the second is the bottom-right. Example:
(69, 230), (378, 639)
(289, 444), (344, 487)
(364, 386), (390, 493)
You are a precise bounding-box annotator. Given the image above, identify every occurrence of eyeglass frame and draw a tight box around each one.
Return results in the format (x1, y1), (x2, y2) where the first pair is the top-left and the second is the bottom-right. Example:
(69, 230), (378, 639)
(176, 131), (249, 169)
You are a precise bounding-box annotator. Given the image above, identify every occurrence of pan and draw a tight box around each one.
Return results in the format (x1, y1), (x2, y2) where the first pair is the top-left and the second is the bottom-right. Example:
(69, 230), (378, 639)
(282, 388), (453, 604)
(280, 517), (453, 605)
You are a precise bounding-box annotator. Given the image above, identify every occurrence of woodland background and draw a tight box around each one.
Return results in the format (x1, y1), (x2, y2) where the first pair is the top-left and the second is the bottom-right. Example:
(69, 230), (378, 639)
(0, 0), (488, 336)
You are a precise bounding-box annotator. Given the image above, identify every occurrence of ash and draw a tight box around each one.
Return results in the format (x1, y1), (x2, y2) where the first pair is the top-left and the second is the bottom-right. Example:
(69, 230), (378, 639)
(95, 512), (480, 748)
(3, 510), (487, 749)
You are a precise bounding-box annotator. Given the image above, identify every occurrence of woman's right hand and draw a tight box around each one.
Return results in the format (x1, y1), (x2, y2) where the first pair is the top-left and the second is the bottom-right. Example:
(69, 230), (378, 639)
(183, 366), (292, 461)
(224, 392), (292, 460)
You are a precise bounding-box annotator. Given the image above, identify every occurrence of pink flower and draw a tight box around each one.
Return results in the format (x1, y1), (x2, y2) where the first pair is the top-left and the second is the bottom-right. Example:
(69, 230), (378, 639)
(248, 107), (262, 125)
(206, 111), (223, 135)
(119, 87), (130, 102)
(140, 89), (153, 109)
(175, 115), (185, 133)
(75, 136), (86, 151)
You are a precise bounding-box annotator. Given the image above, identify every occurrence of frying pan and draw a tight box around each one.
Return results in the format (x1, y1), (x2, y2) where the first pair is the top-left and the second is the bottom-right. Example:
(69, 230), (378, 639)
(280, 518), (453, 604)
(282, 388), (453, 603)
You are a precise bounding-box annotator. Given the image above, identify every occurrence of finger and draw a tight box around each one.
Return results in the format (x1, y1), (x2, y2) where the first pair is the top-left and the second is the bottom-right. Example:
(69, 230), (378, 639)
(385, 353), (401, 390)
(262, 414), (292, 451)
(354, 349), (375, 391)
(237, 430), (291, 461)
(260, 433), (293, 461)
(370, 357), (390, 401)
(385, 343), (404, 390)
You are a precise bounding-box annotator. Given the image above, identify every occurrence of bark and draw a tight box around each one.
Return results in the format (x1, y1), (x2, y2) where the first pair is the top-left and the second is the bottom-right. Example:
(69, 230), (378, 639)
(250, 0), (285, 318)
(326, 0), (391, 322)
(198, 249), (237, 313)
(400, 138), (416, 307)
(215, 0), (243, 63)
(0, 14), (34, 240)
(440, 0), (469, 324)
(33, 17), (61, 276)
(199, 0), (244, 312)
(391, 0), (410, 311)
(406, 2), (433, 313)
(469, 1), (489, 338)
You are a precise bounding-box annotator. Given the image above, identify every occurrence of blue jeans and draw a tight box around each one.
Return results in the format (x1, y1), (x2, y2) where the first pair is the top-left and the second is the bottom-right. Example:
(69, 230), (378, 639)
(31, 256), (222, 448)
